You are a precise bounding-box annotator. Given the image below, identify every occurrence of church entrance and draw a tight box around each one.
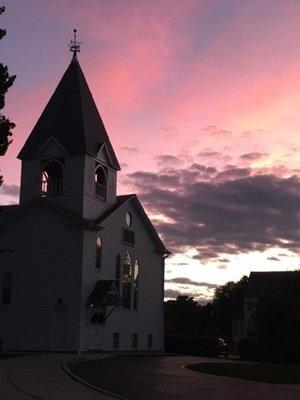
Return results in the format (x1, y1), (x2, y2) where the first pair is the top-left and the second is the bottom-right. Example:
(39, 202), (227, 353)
(89, 324), (102, 350)
(51, 306), (68, 351)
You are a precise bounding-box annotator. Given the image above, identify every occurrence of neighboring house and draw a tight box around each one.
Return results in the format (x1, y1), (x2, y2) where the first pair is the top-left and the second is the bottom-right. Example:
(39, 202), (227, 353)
(0, 46), (169, 352)
(233, 271), (300, 342)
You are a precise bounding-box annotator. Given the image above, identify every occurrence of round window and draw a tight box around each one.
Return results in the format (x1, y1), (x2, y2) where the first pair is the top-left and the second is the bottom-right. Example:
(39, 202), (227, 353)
(126, 212), (132, 227)
(96, 236), (102, 248)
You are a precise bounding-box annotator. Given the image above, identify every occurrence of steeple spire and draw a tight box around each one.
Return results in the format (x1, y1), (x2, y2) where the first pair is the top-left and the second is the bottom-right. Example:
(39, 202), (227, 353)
(69, 29), (81, 59)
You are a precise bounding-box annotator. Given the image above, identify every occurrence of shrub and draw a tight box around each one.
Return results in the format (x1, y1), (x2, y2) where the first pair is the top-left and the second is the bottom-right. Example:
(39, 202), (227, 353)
(238, 338), (300, 364)
(165, 335), (220, 357)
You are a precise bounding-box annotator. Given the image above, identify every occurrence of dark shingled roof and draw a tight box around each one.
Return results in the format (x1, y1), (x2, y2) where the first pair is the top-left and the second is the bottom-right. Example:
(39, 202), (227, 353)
(18, 57), (120, 170)
(246, 271), (300, 297)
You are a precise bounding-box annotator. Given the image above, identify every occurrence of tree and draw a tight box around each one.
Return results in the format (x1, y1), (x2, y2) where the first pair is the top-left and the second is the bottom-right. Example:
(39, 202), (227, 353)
(164, 296), (214, 336)
(0, 5), (16, 186)
(212, 275), (249, 340)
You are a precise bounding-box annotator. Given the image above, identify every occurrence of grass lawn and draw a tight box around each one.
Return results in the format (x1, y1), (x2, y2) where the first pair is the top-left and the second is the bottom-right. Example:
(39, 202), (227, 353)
(186, 362), (300, 384)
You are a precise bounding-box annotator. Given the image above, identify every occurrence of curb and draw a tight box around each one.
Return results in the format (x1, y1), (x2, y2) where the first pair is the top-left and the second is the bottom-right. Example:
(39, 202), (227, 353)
(61, 357), (131, 400)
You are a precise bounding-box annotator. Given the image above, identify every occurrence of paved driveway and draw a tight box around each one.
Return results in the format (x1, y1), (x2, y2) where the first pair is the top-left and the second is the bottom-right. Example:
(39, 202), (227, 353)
(71, 355), (300, 400)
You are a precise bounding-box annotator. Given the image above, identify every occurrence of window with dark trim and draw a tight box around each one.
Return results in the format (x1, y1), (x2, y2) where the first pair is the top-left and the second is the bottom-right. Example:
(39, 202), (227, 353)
(133, 260), (139, 311)
(123, 228), (135, 246)
(122, 251), (132, 309)
(96, 236), (102, 270)
(2, 271), (12, 305)
(132, 333), (138, 350)
(113, 332), (119, 350)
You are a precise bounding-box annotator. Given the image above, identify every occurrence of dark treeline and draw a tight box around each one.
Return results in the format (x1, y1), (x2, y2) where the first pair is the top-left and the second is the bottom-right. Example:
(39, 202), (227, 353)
(165, 275), (300, 342)
(164, 276), (249, 341)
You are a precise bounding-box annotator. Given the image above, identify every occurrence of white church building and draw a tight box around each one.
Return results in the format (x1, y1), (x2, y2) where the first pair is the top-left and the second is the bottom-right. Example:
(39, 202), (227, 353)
(0, 38), (169, 352)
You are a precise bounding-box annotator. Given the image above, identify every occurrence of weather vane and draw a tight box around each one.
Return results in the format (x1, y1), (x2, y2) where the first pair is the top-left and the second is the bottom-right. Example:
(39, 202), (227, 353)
(69, 29), (81, 57)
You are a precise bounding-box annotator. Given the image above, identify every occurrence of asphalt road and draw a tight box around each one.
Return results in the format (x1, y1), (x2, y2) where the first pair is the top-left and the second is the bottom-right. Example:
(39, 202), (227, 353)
(70, 355), (300, 400)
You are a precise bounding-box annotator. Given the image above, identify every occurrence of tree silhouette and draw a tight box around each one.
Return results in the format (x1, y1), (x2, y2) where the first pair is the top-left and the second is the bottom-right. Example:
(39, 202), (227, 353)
(0, 5), (16, 186)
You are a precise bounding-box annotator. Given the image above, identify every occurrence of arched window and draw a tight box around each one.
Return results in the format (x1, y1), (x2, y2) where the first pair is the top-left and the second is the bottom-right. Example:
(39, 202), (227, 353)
(41, 160), (63, 197)
(133, 260), (139, 311)
(95, 165), (107, 200)
(122, 251), (132, 309)
(2, 271), (12, 305)
(95, 236), (102, 270)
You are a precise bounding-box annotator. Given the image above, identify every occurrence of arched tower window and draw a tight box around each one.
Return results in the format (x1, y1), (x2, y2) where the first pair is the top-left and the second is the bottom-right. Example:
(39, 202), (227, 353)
(95, 165), (107, 200)
(41, 160), (63, 197)
(122, 251), (132, 309)
(133, 260), (139, 311)
(95, 236), (102, 270)
(2, 271), (12, 305)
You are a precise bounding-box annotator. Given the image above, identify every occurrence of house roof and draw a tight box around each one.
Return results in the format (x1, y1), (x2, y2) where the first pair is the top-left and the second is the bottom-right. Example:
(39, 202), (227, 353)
(96, 194), (170, 255)
(86, 280), (121, 307)
(0, 198), (100, 231)
(246, 271), (300, 297)
(18, 56), (120, 170)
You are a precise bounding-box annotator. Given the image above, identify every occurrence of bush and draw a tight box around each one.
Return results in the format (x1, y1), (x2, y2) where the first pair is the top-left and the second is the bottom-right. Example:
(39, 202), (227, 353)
(165, 335), (221, 357)
(238, 338), (300, 364)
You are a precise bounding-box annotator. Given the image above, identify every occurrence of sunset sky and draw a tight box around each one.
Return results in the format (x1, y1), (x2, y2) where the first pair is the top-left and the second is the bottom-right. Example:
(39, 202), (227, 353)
(1, 0), (300, 303)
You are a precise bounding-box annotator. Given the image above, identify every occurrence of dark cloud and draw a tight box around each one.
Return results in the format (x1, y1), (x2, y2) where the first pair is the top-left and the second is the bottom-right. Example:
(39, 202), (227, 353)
(121, 146), (140, 154)
(0, 184), (20, 197)
(267, 256), (280, 261)
(240, 152), (268, 161)
(201, 126), (232, 138)
(127, 165), (300, 262)
(164, 288), (210, 304)
(156, 155), (180, 166)
(198, 150), (222, 158)
(165, 277), (218, 289)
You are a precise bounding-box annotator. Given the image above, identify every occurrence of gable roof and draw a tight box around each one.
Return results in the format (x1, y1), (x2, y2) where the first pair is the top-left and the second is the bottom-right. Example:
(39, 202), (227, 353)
(18, 57), (120, 170)
(0, 198), (100, 231)
(96, 194), (170, 255)
(246, 271), (300, 297)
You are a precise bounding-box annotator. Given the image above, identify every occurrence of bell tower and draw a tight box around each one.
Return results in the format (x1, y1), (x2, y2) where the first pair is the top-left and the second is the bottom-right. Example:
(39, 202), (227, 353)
(17, 30), (120, 219)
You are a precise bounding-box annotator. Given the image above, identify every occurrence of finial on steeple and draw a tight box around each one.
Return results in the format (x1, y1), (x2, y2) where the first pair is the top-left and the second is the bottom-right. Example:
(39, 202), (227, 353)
(69, 29), (81, 58)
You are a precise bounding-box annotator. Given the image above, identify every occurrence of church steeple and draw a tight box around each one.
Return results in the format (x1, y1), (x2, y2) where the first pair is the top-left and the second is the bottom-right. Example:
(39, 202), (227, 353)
(18, 39), (120, 170)
(18, 35), (120, 219)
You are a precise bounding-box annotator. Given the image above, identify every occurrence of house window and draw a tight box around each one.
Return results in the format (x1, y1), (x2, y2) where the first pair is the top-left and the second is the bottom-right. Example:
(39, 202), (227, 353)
(123, 228), (135, 246)
(96, 236), (102, 270)
(132, 333), (138, 350)
(113, 332), (119, 350)
(126, 212), (132, 227)
(147, 334), (153, 350)
(95, 165), (107, 200)
(133, 260), (139, 311)
(2, 271), (12, 305)
(41, 159), (63, 197)
(122, 251), (132, 309)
